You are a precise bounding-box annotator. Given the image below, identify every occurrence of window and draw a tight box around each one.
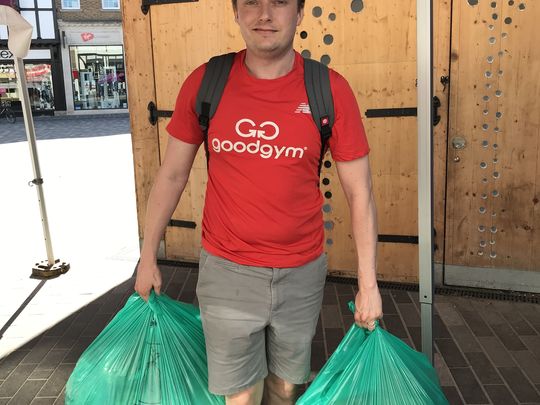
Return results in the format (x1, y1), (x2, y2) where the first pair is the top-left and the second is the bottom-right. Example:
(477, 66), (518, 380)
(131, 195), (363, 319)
(18, 0), (57, 40)
(102, 0), (119, 9)
(0, 62), (55, 111)
(69, 45), (128, 110)
(62, 0), (80, 9)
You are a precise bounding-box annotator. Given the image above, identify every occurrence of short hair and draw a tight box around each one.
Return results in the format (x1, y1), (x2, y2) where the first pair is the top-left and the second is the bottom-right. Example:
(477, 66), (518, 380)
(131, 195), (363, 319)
(232, 0), (306, 11)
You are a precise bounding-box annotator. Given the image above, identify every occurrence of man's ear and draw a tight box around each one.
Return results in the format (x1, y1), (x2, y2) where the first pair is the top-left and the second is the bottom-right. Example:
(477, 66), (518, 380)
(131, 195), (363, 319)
(297, 8), (304, 26)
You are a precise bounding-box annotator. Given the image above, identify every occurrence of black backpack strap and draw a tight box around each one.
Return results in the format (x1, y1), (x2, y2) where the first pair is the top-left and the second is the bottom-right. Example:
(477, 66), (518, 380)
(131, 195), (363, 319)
(195, 52), (236, 166)
(303, 58), (335, 177)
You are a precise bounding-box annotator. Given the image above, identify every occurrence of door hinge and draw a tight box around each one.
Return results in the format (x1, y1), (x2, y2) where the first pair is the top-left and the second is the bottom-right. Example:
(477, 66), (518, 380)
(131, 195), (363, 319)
(433, 96), (441, 126)
(147, 102), (173, 126)
(141, 0), (198, 15)
(440, 75), (450, 92)
(365, 97), (442, 126)
(365, 107), (417, 118)
(168, 219), (197, 229)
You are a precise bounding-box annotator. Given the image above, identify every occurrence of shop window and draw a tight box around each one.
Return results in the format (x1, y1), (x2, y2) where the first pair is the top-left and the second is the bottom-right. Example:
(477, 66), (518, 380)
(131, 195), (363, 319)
(69, 45), (128, 110)
(62, 0), (80, 9)
(102, 0), (119, 9)
(0, 62), (55, 111)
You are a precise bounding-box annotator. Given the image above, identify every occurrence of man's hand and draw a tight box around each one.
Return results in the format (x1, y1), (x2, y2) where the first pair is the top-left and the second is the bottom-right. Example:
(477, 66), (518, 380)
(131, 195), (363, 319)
(134, 259), (162, 302)
(354, 285), (383, 331)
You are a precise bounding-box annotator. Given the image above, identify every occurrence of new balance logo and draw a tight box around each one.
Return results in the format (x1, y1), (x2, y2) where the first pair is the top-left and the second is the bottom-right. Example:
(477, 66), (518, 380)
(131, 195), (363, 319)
(295, 103), (311, 114)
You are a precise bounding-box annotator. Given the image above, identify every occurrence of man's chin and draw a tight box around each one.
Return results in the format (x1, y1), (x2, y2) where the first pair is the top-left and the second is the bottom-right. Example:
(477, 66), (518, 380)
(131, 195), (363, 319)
(251, 42), (278, 51)
(249, 43), (288, 56)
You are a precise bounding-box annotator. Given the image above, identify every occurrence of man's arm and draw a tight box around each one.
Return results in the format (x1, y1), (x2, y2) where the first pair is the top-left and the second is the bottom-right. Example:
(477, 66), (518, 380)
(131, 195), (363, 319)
(135, 136), (200, 301)
(336, 155), (383, 329)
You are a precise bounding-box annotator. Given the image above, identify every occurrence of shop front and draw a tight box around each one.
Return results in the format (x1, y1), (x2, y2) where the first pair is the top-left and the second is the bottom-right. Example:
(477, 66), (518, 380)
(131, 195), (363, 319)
(58, 22), (127, 113)
(0, 1), (65, 115)
(0, 49), (57, 114)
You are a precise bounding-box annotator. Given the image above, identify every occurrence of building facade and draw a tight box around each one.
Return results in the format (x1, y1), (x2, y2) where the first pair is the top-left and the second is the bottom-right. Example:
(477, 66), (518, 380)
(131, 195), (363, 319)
(0, 0), (126, 115)
(0, 0), (65, 115)
(56, 0), (127, 113)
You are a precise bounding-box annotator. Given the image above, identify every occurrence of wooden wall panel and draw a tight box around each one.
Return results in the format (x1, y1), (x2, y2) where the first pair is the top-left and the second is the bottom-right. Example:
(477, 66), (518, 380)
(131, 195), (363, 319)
(121, 0), (160, 239)
(150, 2), (243, 261)
(377, 244), (419, 283)
(296, 1), (416, 66)
(299, 2), (419, 279)
(494, 0), (540, 271)
(534, 125), (540, 270)
(446, 0), (540, 272)
(433, 0), (452, 262)
(446, 0), (490, 266)
(128, 0), (422, 282)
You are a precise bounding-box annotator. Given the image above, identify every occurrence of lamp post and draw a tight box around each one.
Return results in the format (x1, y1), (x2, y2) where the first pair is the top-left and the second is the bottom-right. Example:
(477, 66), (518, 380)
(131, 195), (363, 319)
(417, 0), (435, 363)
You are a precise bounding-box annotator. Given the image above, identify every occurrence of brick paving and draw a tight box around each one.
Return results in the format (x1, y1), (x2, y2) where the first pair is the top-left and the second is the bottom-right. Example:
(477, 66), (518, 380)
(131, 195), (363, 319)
(0, 264), (539, 404)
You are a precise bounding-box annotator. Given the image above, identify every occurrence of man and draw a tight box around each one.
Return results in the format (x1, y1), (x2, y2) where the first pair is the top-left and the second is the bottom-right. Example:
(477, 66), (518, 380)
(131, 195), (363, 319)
(135, 1), (383, 404)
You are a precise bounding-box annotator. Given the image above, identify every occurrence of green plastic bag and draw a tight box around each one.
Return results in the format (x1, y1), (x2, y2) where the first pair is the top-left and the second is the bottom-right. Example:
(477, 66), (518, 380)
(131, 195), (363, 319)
(297, 302), (449, 405)
(65, 291), (224, 405)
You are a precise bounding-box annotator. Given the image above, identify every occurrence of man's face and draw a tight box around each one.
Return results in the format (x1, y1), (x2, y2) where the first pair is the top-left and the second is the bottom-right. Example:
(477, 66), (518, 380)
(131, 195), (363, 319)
(234, 0), (304, 57)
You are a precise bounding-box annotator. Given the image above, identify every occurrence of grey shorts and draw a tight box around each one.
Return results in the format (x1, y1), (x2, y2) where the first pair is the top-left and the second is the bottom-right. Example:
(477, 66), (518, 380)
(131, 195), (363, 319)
(196, 248), (327, 396)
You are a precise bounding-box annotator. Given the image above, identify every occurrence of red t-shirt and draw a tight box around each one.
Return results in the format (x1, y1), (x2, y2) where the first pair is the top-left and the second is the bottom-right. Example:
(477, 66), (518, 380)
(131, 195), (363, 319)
(166, 50), (369, 267)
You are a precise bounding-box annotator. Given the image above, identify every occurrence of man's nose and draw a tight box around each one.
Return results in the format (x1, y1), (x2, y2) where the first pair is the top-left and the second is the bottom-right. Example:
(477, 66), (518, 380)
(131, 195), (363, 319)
(258, 2), (273, 21)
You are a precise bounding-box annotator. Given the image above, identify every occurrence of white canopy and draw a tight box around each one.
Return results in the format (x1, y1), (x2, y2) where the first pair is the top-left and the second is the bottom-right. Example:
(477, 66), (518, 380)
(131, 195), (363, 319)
(1, 5), (67, 275)
(0, 5), (32, 58)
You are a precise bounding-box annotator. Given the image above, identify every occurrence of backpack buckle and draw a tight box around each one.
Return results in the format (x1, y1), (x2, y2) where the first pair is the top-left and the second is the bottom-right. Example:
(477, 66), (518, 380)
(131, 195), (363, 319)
(199, 114), (209, 131)
(320, 115), (332, 140)
(199, 101), (211, 131)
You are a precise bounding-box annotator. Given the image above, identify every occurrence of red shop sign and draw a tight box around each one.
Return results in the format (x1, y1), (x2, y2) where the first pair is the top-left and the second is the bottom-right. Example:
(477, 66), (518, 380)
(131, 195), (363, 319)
(81, 32), (95, 42)
(26, 64), (51, 78)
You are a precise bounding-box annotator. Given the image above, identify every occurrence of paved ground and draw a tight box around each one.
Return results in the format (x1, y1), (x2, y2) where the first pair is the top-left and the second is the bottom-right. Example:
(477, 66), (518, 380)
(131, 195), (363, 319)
(1, 115), (539, 404)
(0, 263), (539, 404)
(0, 114), (130, 144)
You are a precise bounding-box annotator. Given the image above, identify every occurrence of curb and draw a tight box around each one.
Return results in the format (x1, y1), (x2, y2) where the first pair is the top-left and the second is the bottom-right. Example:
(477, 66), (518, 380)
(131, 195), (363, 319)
(34, 113), (130, 120)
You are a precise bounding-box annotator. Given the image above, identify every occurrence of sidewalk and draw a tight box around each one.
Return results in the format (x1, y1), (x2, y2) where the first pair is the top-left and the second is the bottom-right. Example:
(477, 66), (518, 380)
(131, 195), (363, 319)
(0, 114), (130, 144)
(1, 264), (539, 404)
(0, 118), (539, 404)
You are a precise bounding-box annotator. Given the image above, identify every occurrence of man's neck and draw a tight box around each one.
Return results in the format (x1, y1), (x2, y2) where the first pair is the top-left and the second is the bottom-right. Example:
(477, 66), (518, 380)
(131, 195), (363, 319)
(244, 48), (296, 80)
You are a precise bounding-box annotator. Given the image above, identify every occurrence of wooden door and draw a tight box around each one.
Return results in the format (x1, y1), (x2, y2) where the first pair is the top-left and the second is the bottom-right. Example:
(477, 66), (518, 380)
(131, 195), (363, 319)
(445, 0), (540, 292)
(122, 0), (424, 282)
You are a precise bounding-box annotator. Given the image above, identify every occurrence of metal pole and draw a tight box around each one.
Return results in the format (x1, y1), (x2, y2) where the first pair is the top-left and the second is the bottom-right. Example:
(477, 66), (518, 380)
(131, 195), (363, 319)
(13, 56), (69, 278)
(417, 0), (434, 363)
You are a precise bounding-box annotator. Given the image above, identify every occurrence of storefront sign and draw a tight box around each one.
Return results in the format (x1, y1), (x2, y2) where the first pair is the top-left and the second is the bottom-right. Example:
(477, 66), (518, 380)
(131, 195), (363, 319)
(0, 49), (51, 60)
(26, 64), (51, 78)
(81, 32), (95, 42)
(0, 49), (13, 59)
(64, 29), (122, 45)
